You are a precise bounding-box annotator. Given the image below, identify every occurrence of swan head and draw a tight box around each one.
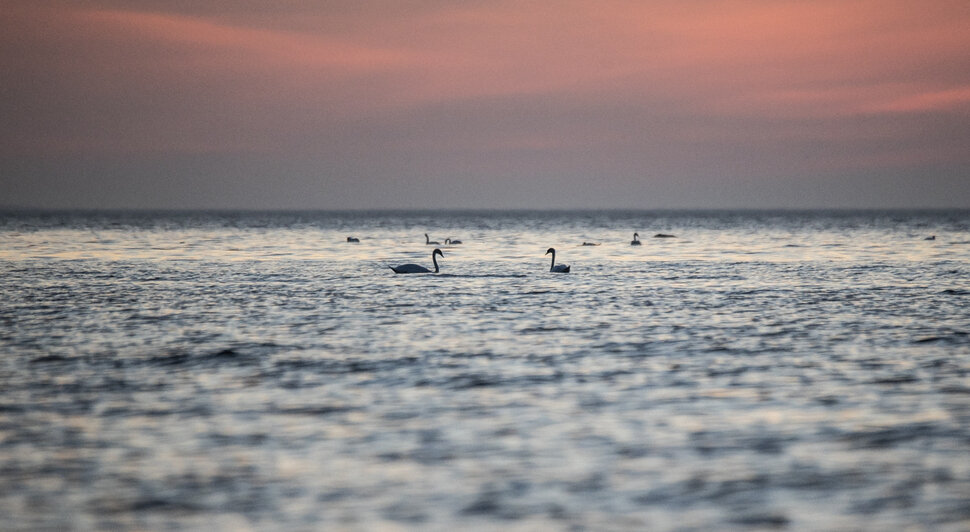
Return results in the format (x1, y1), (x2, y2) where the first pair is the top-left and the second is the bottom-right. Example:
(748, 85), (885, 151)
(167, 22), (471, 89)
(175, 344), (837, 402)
(433, 248), (443, 257)
(545, 247), (555, 255)
(634, 232), (639, 238)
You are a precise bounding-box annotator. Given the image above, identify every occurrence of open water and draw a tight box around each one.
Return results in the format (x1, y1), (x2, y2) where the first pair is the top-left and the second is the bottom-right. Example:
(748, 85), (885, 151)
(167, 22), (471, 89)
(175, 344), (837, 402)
(1, 209), (969, 531)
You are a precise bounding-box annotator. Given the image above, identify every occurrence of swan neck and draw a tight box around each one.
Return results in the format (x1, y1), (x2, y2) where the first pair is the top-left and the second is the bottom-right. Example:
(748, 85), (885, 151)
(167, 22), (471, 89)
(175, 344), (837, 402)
(549, 250), (556, 270)
(432, 252), (439, 273)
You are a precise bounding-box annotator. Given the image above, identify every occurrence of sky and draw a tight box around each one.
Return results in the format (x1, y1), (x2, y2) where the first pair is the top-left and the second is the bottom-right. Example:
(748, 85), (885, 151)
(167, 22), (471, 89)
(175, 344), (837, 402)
(2, 0), (969, 210)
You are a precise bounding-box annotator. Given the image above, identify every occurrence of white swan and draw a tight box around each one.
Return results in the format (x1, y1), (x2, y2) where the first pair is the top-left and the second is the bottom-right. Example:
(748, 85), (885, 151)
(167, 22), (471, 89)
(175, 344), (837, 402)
(445, 238), (462, 245)
(545, 247), (570, 273)
(346, 236), (359, 242)
(631, 232), (641, 245)
(425, 233), (441, 245)
(390, 248), (443, 274)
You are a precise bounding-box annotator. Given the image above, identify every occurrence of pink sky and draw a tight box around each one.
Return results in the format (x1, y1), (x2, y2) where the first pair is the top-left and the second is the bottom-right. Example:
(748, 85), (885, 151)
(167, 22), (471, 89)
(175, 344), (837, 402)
(2, 0), (969, 208)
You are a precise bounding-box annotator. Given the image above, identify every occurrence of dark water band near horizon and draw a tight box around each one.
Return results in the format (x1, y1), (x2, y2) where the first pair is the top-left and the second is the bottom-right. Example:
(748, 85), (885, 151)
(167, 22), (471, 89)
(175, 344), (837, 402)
(1, 209), (969, 531)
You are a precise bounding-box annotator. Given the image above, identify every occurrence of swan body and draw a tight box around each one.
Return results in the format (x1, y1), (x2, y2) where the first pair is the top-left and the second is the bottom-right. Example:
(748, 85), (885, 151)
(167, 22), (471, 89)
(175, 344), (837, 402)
(631, 232), (641, 245)
(654, 233), (676, 238)
(925, 235), (936, 240)
(425, 233), (441, 245)
(546, 247), (570, 273)
(390, 248), (443, 274)
(582, 242), (599, 246)
(346, 236), (359, 242)
(445, 238), (462, 245)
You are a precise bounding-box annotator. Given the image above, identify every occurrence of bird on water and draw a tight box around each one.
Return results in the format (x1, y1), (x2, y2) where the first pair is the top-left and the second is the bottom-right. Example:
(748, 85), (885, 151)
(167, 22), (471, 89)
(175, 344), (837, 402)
(546, 248), (570, 273)
(390, 248), (443, 274)
(631, 232), (641, 245)
(425, 233), (441, 245)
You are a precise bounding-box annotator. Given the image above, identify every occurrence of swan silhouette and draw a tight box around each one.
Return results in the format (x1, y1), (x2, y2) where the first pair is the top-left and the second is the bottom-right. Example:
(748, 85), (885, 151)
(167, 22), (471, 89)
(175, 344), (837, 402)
(390, 248), (443, 274)
(425, 233), (441, 245)
(346, 236), (359, 242)
(631, 232), (641, 245)
(445, 238), (462, 245)
(545, 248), (570, 273)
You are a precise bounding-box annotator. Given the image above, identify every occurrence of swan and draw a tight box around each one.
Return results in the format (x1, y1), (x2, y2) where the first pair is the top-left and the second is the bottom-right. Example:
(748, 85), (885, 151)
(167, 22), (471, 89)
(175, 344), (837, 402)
(654, 233), (676, 238)
(390, 248), (443, 274)
(545, 248), (570, 273)
(445, 238), (462, 245)
(631, 232), (641, 245)
(582, 242), (599, 246)
(425, 233), (441, 245)
(346, 236), (359, 242)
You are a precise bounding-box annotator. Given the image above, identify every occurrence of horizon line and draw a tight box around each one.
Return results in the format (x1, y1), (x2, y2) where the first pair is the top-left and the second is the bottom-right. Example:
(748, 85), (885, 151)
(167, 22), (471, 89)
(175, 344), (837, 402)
(2, 206), (968, 214)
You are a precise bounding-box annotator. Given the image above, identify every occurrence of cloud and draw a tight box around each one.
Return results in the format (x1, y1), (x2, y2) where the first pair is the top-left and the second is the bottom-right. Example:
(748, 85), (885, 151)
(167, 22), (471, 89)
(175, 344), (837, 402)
(1, 0), (968, 208)
(863, 87), (970, 113)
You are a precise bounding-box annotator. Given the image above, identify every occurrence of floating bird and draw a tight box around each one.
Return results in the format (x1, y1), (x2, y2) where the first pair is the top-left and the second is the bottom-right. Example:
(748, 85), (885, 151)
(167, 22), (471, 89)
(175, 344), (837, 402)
(654, 233), (676, 238)
(425, 233), (441, 245)
(582, 242), (599, 246)
(545, 248), (570, 273)
(631, 232), (641, 245)
(346, 236), (359, 242)
(390, 248), (443, 274)
(445, 238), (462, 245)
(925, 235), (936, 240)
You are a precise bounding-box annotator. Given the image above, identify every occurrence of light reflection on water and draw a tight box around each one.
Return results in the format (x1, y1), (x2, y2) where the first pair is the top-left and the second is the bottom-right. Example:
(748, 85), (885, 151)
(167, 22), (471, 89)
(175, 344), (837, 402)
(0, 210), (969, 530)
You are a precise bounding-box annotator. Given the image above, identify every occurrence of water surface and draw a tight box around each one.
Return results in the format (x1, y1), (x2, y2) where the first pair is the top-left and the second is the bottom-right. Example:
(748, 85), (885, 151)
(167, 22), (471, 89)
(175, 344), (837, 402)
(1, 210), (969, 531)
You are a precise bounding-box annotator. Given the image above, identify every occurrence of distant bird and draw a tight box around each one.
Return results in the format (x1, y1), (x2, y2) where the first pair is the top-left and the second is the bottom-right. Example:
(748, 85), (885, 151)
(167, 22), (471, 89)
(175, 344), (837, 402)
(425, 233), (441, 245)
(654, 233), (676, 238)
(346, 236), (359, 242)
(582, 242), (599, 246)
(631, 232), (641, 245)
(445, 238), (462, 245)
(390, 248), (443, 274)
(925, 235), (936, 240)
(545, 248), (570, 273)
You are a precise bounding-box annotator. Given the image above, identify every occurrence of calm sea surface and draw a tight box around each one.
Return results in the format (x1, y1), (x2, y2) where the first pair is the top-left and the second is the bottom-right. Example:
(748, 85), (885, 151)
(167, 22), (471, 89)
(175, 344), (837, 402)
(1, 210), (969, 531)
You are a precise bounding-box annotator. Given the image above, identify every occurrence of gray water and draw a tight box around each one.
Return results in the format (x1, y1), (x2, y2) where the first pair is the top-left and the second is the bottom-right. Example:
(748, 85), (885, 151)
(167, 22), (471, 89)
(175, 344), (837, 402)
(1, 210), (969, 531)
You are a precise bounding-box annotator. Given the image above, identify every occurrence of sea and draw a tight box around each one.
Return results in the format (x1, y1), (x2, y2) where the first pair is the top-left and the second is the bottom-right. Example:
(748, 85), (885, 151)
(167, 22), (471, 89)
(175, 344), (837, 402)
(1, 209), (968, 531)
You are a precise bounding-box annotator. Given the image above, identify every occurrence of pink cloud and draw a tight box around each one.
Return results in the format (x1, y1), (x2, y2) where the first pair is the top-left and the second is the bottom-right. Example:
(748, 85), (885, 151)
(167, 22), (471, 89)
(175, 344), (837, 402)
(864, 87), (970, 113)
(79, 8), (422, 72)
(17, 1), (969, 115)
(3, 0), (968, 169)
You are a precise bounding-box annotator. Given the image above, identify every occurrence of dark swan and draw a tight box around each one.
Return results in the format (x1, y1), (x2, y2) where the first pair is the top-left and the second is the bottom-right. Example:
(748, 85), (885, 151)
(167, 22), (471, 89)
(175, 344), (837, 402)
(425, 233), (441, 245)
(445, 238), (462, 245)
(390, 248), (443, 274)
(631, 232), (641, 245)
(545, 247), (570, 273)
(346, 236), (359, 242)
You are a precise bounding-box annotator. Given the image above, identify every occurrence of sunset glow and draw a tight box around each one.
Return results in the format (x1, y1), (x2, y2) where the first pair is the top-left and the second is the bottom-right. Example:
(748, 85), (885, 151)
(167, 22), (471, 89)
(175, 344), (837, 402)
(2, 1), (968, 208)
